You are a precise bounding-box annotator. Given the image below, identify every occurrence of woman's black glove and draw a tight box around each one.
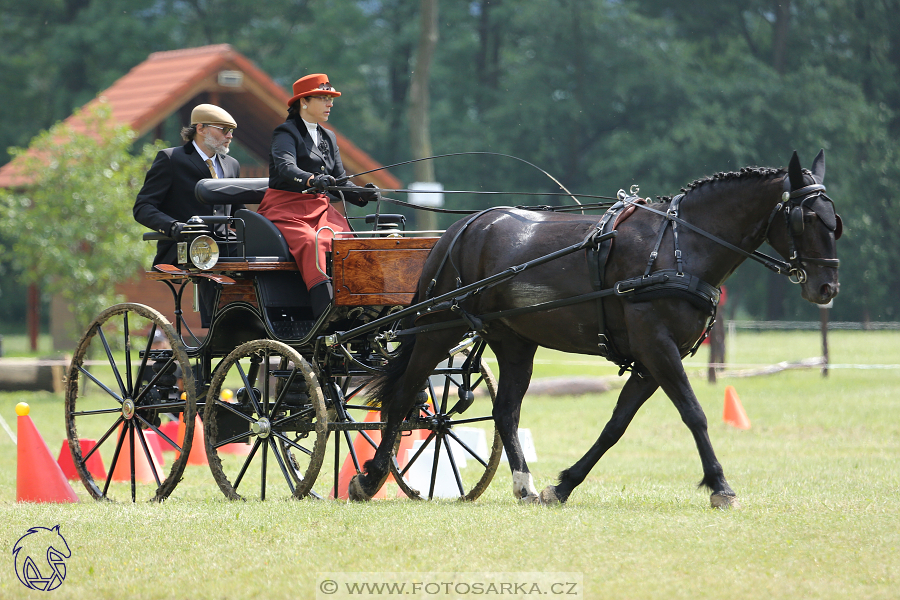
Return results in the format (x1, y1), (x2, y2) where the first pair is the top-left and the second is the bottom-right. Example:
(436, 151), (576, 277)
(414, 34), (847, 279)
(362, 182), (381, 203)
(310, 174), (336, 191)
(341, 183), (381, 207)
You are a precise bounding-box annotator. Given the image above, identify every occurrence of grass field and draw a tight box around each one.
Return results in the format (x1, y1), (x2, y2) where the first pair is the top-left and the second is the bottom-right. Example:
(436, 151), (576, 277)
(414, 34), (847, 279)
(1, 331), (898, 599)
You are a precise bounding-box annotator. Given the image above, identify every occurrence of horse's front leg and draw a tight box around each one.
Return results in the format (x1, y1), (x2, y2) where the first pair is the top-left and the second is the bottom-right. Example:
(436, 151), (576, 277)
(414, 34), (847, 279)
(639, 338), (738, 508)
(540, 372), (659, 504)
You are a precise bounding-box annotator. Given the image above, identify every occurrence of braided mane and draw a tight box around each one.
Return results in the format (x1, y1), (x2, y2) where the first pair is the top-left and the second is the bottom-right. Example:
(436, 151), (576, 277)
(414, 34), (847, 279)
(657, 166), (788, 202)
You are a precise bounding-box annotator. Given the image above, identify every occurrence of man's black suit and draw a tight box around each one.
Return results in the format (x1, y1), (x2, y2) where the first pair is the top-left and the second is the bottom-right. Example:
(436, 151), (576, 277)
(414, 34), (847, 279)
(134, 141), (243, 265)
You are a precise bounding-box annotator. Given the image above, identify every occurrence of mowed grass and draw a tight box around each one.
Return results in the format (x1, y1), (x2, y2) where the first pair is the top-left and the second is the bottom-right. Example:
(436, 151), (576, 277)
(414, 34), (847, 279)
(0, 331), (898, 599)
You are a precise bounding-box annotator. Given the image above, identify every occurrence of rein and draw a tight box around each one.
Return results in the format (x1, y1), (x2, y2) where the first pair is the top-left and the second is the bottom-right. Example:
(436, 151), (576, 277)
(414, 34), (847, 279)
(620, 179), (840, 283)
(342, 150), (585, 205)
(621, 193), (794, 277)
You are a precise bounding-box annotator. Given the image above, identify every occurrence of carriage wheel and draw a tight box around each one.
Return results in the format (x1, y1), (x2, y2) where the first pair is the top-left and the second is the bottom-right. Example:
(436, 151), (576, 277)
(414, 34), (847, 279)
(64, 303), (196, 502)
(303, 375), (405, 500)
(204, 340), (327, 500)
(390, 346), (502, 501)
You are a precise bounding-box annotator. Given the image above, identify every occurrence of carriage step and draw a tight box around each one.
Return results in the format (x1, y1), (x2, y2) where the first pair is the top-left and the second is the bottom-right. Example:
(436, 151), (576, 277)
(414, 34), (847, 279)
(271, 320), (316, 340)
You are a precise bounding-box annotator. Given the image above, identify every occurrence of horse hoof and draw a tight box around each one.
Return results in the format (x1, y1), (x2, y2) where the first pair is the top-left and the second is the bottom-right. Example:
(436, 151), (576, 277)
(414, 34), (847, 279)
(710, 493), (740, 509)
(518, 494), (542, 506)
(347, 475), (371, 502)
(539, 486), (562, 505)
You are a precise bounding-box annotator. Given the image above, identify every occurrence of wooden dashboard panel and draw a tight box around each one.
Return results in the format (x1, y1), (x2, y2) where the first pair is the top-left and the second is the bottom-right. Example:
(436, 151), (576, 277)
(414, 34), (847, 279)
(332, 237), (439, 306)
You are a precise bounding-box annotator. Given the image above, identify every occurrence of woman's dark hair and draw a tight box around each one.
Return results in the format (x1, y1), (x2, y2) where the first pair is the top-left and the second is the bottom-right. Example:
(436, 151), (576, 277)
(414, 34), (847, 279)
(287, 102), (303, 124)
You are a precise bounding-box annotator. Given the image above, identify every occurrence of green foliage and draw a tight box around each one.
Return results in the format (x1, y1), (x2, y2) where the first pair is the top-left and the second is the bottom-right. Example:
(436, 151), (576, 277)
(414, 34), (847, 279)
(0, 103), (158, 334)
(0, 0), (899, 320)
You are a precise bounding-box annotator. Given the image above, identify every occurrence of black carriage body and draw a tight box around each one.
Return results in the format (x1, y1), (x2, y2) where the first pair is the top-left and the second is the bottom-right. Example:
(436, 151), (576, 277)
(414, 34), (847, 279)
(64, 177), (504, 503)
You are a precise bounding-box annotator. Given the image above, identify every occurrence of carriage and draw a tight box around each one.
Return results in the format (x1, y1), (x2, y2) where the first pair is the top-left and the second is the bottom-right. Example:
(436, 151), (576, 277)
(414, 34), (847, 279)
(63, 177), (504, 503)
(63, 150), (841, 506)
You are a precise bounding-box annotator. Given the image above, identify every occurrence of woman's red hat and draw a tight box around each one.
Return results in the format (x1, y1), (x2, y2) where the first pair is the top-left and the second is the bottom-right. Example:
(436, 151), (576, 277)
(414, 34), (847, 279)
(287, 74), (341, 107)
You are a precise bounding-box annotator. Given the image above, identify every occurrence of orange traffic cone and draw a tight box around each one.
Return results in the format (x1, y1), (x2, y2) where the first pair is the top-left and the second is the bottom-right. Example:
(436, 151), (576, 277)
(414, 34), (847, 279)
(142, 430), (165, 466)
(16, 403), (79, 503)
(219, 440), (252, 456)
(110, 424), (164, 484)
(723, 385), (751, 430)
(176, 414), (208, 466)
(158, 420), (179, 452)
(57, 439), (107, 481)
(331, 410), (386, 500)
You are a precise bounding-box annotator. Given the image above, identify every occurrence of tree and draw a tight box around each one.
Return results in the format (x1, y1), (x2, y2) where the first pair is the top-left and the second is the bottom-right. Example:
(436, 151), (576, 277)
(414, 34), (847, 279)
(0, 102), (159, 335)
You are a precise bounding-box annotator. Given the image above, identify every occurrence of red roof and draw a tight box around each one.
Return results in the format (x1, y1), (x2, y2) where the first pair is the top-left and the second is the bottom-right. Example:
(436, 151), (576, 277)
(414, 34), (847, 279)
(0, 44), (401, 189)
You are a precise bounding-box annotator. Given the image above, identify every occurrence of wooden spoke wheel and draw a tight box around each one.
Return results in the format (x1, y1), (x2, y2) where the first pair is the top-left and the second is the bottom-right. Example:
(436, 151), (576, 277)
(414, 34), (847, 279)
(204, 340), (327, 500)
(391, 346), (502, 501)
(64, 303), (196, 502)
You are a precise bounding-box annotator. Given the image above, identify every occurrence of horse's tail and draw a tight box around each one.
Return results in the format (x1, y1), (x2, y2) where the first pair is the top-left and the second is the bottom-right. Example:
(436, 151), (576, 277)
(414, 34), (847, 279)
(365, 335), (417, 413)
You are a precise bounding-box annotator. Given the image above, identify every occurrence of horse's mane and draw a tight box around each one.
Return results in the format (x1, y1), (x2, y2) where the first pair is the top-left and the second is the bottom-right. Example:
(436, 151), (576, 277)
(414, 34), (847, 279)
(656, 166), (789, 202)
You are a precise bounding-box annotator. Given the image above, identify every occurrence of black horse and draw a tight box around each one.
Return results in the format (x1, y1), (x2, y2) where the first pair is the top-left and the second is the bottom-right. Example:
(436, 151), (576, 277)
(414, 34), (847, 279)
(350, 150), (841, 507)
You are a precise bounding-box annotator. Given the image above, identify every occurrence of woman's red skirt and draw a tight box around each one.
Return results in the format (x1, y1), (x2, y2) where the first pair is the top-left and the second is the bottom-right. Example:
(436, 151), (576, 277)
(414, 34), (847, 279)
(257, 189), (351, 290)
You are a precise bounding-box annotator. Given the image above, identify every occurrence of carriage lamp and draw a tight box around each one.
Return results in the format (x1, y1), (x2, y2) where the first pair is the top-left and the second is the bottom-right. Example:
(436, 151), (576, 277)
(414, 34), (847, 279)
(189, 235), (220, 270)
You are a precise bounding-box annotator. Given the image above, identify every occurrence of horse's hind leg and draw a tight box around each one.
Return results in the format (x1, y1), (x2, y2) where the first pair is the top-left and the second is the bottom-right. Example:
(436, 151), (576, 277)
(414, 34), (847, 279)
(540, 372), (659, 505)
(350, 327), (468, 500)
(489, 333), (541, 503)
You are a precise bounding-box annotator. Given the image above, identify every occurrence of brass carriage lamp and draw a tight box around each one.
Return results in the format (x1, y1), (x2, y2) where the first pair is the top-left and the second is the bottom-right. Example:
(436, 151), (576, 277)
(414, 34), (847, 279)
(176, 216), (220, 270)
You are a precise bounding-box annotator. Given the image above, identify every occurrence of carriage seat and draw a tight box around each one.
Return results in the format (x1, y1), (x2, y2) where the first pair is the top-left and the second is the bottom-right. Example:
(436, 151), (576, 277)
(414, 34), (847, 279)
(233, 209), (292, 262)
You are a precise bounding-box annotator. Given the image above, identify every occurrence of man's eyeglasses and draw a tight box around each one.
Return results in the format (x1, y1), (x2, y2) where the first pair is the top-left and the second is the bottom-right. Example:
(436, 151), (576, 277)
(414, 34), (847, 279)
(204, 124), (235, 135)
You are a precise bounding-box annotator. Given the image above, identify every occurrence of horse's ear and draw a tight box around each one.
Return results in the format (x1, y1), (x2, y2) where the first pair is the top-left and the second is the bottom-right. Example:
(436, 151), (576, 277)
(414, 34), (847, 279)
(811, 148), (826, 183)
(788, 150), (803, 191)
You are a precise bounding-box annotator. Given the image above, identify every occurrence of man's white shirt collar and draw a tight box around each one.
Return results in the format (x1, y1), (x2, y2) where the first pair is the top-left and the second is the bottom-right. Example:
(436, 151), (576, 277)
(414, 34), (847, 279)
(193, 142), (222, 177)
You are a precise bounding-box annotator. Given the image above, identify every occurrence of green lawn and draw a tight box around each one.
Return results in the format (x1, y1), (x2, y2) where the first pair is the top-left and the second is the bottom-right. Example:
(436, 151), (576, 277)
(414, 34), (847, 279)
(0, 331), (898, 599)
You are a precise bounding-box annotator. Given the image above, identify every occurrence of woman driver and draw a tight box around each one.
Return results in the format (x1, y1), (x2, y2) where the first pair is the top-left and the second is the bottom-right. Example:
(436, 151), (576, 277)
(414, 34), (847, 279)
(257, 73), (377, 317)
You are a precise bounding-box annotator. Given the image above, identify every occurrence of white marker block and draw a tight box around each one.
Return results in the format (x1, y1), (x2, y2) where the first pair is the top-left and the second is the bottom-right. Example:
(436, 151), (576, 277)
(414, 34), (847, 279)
(500, 428), (538, 463)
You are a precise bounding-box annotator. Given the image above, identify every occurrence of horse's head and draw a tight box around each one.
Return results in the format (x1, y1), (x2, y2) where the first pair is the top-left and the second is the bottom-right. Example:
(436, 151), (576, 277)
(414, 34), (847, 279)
(766, 149), (841, 304)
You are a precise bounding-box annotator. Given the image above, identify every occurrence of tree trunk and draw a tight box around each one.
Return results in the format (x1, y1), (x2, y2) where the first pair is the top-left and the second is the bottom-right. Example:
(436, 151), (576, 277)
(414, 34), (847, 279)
(771, 0), (791, 74)
(409, 0), (439, 229)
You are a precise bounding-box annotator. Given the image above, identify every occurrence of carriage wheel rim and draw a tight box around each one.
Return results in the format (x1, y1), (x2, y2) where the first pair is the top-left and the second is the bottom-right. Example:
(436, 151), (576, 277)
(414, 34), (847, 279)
(204, 339), (328, 501)
(64, 303), (196, 503)
(390, 348), (502, 501)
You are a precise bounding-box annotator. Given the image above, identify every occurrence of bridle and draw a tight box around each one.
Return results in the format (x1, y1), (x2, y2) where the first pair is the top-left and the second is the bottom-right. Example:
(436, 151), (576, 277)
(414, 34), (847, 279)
(764, 180), (843, 284)
(617, 175), (841, 286)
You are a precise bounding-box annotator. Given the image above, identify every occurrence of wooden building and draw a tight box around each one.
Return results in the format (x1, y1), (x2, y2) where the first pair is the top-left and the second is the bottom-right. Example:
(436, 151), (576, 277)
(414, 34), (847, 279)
(0, 45), (401, 349)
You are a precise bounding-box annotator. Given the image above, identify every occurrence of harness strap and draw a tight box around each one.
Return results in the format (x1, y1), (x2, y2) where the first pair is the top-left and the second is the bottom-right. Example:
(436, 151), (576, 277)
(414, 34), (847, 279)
(643, 196), (675, 277)
(670, 195), (686, 275)
(624, 198), (794, 275)
(586, 202), (626, 360)
(425, 206), (510, 299)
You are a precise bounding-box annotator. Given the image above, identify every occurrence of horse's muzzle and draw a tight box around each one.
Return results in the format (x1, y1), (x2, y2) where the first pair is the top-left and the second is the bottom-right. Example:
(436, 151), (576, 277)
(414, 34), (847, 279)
(820, 281), (840, 301)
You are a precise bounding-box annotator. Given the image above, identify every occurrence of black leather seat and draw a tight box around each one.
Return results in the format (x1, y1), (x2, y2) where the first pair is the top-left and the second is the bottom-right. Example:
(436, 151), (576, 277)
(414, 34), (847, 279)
(232, 209), (292, 262)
